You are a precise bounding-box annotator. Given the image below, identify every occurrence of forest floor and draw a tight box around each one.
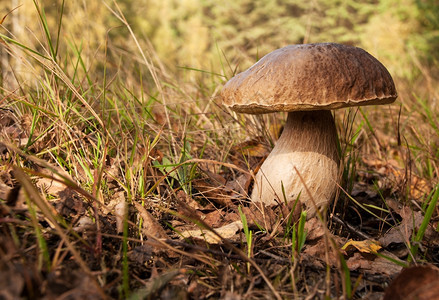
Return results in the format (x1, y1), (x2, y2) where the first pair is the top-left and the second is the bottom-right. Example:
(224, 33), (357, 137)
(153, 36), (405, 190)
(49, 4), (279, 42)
(1, 96), (439, 299)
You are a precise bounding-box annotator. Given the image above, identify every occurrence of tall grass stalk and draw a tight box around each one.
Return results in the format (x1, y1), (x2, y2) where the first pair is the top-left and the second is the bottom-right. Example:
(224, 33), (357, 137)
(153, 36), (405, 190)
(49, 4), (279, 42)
(238, 205), (253, 273)
(25, 196), (51, 271)
(409, 184), (439, 262)
(122, 201), (130, 298)
(290, 210), (307, 263)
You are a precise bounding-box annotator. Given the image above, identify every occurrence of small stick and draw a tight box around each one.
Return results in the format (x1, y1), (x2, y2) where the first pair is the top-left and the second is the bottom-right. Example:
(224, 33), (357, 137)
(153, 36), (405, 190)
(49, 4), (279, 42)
(331, 214), (372, 240)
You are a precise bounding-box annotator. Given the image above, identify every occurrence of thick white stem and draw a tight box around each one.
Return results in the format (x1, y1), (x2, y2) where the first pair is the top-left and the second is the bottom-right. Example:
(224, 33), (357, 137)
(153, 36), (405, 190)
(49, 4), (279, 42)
(251, 110), (339, 216)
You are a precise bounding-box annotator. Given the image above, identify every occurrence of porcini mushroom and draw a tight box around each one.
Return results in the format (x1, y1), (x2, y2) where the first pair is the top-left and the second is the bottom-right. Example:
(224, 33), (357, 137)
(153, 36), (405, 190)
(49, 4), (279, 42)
(221, 43), (397, 216)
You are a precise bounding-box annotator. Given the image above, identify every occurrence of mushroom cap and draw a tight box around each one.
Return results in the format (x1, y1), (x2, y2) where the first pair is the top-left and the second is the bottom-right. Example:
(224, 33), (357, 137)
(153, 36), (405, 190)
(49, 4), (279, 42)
(221, 43), (397, 114)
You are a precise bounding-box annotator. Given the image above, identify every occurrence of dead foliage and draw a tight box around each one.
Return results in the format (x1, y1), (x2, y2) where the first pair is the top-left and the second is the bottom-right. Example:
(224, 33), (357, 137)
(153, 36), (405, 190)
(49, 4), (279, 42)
(383, 264), (439, 300)
(1, 118), (438, 299)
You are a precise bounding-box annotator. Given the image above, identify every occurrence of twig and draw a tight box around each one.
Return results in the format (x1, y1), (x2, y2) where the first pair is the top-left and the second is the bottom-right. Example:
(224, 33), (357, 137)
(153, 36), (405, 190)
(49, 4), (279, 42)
(258, 249), (290, 263)
(331, 214), (372, 240)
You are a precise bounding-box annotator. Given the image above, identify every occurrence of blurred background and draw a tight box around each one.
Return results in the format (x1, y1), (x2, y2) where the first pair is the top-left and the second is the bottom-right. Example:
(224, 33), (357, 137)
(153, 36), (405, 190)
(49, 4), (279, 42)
(1, 0), (438, 85)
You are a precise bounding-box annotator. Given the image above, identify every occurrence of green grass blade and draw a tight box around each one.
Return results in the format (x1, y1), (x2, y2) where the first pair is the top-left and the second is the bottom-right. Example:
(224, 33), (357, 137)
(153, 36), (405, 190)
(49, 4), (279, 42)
(409, 184), (439, 261)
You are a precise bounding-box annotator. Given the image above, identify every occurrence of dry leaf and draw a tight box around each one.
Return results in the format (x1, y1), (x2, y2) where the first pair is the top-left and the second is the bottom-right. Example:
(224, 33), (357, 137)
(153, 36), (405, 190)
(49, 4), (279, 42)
(177, 190), (204, 211)
(44, 270), (104, 299)
(231, 138), (269, 157)
(237, 201), (301, 234)
(302, 218), (402, 278)
(203, 209), (225, 228)
(181, 220), (243, 243)
(198, 167), (227, 185)
(379, 204), (424, 247)
(133, 201), (168, 240)
(55, 188), (85, 217)
(0, 108), (23, 140)
(128, 245), (154, 264)
(37, 177), (65, 195)
(193, 179), (233, 207)
(351, 181), (378, 198)
(73, 215), (94, 232)
(104, 157), (121, 189)
(0, 170), (13, 201)
(345, 251), (403, 277)
(113, 191), (127, 233)
(225, 173), (252, 199)
(304, 217), (326, 241)
(302, 237), (342, 268)
(36, 171), (70, 196)
(341, 239), (382, 254)
(383, 265), (439, 300)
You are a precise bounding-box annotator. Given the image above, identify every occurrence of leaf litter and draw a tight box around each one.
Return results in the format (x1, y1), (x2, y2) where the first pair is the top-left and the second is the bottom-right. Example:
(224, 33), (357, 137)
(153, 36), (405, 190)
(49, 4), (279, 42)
(1, 88), (438, 299)
(1, 134), (437, 299)
(383, 264), (439, 300)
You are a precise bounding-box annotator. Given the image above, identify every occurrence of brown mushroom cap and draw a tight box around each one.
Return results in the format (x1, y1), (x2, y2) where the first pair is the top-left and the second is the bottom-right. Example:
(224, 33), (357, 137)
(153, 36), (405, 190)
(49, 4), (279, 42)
(221, 43), (397, 114)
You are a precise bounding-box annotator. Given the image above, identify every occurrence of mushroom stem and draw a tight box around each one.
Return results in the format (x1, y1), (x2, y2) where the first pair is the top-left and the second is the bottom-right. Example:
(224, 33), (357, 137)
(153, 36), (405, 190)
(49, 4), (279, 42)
(251, 110), (339, 215)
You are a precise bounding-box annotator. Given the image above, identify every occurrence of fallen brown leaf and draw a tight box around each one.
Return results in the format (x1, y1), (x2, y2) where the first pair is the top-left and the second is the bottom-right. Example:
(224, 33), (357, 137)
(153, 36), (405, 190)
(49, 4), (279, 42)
(302, 218), (403, 278)
(240, 205), (278, 232)
(34, 164), (76, 196)
(379, 202), (424, 247)
(0, 108), (26, 144)
(231, 138), (269, 157)
(180, 220), (243, 243)
(73, 215), (94, 232)
(36, 176), (66, 196)
(55, 188), (85, 217)
(44, 269), (104, 299)
(177, 189), (205, 211)
(104, 157), (121, 189)
(193, 179), (233, 207)
(225, 173), (252, 200)
(383, 264), (439, 300)
(128, 245), (154, 265)
(302, 236), (341, 268)
(131, 269), (187, 299)
(133, 200), (169, 240)
(240, 201), (301, 234)
(304, 217), (326, 241)
(198, 165), (227, 185)
(203, 209), (225, 228)
(0, 168), (16, 204)
(345, 250), (403, 277)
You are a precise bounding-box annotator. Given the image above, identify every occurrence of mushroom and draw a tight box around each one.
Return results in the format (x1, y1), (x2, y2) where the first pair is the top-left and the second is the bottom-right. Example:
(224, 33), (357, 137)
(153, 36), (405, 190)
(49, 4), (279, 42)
(221, 43), (397, 216)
